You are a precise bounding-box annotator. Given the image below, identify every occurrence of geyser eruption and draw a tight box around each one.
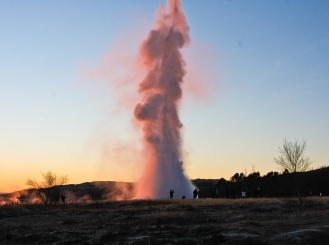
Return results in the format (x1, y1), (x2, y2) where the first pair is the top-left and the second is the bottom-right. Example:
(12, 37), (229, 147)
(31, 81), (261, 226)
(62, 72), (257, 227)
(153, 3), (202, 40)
(134, 0), (194, 198)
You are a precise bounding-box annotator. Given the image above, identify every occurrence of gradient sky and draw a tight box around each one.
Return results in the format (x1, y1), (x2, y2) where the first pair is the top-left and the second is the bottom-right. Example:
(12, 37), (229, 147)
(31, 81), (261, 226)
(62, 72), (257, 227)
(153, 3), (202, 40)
(1, 0), (328, 192)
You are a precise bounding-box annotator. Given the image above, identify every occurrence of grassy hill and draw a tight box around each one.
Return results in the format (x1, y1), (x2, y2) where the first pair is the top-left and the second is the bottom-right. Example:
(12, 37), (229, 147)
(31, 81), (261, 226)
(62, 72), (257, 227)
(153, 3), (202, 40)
(1, 167), (328, 204)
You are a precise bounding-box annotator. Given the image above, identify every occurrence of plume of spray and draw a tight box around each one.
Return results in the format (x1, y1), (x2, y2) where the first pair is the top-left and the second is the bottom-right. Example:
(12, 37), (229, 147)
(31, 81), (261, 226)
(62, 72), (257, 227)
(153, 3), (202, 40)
(134, 0), (194, 198)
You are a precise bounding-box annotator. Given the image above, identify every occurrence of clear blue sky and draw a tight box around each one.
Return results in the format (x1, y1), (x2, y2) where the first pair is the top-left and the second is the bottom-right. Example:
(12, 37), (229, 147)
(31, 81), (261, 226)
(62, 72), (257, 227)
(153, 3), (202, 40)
(1, 0), (328, 192)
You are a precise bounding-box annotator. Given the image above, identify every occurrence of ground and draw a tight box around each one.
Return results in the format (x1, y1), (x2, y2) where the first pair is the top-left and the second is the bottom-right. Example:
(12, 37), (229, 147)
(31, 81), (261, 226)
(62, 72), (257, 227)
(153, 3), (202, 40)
(1, 197), (329, 245)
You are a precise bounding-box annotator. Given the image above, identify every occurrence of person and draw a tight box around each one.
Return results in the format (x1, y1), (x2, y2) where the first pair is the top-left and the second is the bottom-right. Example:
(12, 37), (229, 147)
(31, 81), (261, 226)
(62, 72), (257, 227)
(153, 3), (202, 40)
(255, 188), (260, 198)
(170, 189), (174, 199)
(241, 190), (246, 198)
(61, 195), (66, 203)
(215, 188), (219, 198)
(193, 188), (198, 199)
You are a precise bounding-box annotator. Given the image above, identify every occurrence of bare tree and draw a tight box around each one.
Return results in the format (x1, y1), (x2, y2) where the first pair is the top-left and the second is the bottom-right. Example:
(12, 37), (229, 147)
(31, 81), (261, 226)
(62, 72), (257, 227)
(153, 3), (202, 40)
(274, 139), (313, 210)
(26, 171), (69, 205)
(274, 139), (312, 173)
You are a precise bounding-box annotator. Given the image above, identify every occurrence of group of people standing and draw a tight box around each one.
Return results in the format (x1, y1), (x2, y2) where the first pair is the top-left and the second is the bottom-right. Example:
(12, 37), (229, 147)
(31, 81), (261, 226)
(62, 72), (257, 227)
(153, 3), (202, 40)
(169, 188), (200, 199)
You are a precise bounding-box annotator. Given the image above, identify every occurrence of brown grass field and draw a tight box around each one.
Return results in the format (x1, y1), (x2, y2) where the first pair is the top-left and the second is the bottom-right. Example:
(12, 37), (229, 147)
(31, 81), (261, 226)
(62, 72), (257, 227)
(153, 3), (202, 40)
(1, 197), (329, 245)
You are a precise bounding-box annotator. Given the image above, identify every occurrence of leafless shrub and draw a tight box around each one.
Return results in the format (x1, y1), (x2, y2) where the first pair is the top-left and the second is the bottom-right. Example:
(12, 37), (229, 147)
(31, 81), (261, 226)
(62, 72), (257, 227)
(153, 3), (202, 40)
(26, 171), (68, 205)
(274, 139), (313, 210)
(274, 139), (312, 173)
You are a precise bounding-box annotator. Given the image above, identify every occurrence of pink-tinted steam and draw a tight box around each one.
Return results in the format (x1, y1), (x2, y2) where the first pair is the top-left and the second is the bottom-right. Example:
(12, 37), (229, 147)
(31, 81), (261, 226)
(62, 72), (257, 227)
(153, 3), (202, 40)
(182, 42), (219, 103)
(79, 32), (146, 115)
(134, 0), (194, 198)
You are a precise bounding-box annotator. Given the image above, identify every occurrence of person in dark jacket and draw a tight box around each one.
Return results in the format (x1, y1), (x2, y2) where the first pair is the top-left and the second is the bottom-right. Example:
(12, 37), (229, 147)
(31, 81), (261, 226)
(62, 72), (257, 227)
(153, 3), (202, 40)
(170, 189), (174, 199)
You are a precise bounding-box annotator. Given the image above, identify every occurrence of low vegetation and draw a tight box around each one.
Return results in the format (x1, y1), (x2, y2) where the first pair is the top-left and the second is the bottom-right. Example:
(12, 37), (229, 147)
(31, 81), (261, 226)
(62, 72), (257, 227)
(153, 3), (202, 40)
(26, 171), (69, 205)
(1, 198), (329, 244)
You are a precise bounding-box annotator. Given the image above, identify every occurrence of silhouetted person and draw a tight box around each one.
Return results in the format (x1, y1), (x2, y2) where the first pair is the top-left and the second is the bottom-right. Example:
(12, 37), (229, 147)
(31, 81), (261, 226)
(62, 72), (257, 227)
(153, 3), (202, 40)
(170, 190), (174, 199)
(215, 188), (219, 198)
(193, 188), (198, 199)
(61, 195), (66, 203)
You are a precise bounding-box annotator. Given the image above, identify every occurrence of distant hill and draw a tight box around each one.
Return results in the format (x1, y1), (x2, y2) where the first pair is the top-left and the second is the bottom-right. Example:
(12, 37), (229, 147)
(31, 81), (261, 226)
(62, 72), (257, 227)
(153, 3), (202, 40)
(0, 179), (221, 204)
(2, 167), (327, 204)
(0, 181), (135, 205)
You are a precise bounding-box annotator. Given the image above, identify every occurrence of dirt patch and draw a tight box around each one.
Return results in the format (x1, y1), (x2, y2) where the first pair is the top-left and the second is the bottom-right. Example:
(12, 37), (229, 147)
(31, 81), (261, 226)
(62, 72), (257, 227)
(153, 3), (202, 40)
(1, 198), (329, 244)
